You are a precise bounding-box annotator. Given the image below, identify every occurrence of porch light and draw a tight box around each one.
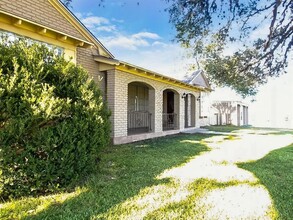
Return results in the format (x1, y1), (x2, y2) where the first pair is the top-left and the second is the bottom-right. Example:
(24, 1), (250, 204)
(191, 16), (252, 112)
(197, 96), (201, 101)
(182, 93), (187, 98)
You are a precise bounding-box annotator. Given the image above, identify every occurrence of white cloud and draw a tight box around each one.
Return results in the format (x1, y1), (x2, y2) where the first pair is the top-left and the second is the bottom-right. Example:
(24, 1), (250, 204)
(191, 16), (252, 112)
(75, 13), (118, 34)
(96, 25), (117, 32)
(102, 35), (150, 50)
(132, 32), (160, 40)
(81, 16), (109, 28)
(108, 41), (193, 79)
(101, 32), (163, 50)
(152, 41), (168, 47)
(75, 13), (161, 49)
(111, 18), (124, 23)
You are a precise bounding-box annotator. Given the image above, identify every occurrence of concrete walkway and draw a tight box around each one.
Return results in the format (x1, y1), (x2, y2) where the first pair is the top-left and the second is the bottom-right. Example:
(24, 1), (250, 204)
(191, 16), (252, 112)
(182, 128), (237, 135)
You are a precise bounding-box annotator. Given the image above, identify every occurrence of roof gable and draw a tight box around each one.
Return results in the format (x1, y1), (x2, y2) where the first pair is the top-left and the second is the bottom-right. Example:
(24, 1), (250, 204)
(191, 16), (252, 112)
(0, 0), (113, 58)
(187, 70), (211, 89)
(50, 0), (113, 58)
(0, 0), (86, 41)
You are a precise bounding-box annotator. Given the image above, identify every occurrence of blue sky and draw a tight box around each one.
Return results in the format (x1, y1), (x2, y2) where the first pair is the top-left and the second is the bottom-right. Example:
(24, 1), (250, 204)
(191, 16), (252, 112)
(69, 0), (191, 77)
(68, 0), (293, 128)
(71, 0), (173, 39)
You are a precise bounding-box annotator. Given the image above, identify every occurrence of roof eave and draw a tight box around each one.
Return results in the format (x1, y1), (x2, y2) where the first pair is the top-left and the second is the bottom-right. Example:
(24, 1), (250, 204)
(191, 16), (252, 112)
(117, 61), (206, 92)
(94, 55), (120, 65)
(0, 10), (93, 48)
(51, 0), (114, 58)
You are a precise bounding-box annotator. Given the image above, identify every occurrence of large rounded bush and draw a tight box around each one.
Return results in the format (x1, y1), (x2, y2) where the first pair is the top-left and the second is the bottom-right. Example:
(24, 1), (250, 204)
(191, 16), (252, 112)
(0, 39), (111, 199)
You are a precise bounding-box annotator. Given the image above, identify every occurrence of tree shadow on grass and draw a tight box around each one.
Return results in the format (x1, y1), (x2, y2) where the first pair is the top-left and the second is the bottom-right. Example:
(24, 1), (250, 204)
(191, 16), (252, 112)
(2, 133), (211, 220)
(238, 143), (293, 219)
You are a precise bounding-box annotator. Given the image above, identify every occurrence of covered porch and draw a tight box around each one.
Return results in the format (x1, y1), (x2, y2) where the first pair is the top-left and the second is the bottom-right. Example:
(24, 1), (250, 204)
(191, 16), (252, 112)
(127, 81), (155, 135)
(105, 64), (206, 145)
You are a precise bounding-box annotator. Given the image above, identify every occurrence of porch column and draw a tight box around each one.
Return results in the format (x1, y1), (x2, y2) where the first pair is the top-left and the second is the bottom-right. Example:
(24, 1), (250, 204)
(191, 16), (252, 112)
(179, 93), (185, 130)
(246, 107), (248, 125)
(154, 91), (163, 132)
(191, 94), (196, 127)
(195, 94), (200, 127)
(107, 69), (128, 139)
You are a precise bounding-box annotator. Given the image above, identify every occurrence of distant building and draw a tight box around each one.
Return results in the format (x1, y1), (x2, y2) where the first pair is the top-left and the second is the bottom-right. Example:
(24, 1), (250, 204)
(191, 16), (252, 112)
(210, 101), (249, 126)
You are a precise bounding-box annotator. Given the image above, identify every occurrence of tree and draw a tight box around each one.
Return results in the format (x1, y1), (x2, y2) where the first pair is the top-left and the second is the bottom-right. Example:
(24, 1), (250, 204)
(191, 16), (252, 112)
(62, 0), (292, 97)
(167, 0), (292, 97)
(212, 102), (236, 125)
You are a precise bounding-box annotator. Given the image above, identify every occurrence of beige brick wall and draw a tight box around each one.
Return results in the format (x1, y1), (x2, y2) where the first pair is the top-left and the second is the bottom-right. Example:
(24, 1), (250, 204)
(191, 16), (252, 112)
(0, 0), (87, 41)
(106, 69), (116, 137)
(76, 47), (106, 94)
(108, 69), (201, 141)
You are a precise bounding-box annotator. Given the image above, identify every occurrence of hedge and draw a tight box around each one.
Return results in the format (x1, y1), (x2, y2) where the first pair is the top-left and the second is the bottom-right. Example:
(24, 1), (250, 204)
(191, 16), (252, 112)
(0, 38), (111, 199)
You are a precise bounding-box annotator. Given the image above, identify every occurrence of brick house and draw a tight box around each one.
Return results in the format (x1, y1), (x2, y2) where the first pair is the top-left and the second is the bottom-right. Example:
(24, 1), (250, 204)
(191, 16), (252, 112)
(0, 0), (211, 144)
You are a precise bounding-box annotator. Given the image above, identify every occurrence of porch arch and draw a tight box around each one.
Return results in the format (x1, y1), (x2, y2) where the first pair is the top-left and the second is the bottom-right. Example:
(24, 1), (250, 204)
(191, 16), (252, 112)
(127, 81), (155, 135)
(162, 88), (180, 130)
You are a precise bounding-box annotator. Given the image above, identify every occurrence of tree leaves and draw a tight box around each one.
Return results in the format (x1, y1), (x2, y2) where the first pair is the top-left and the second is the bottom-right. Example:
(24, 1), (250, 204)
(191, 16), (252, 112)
(167, 0), (292, 97)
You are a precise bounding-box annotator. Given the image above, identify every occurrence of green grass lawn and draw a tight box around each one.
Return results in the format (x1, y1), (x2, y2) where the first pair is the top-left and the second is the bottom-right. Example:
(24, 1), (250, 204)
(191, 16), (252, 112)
(239, 143), (293, 219)
(0, 134), (211, 220)
(1, 131), (292, 219)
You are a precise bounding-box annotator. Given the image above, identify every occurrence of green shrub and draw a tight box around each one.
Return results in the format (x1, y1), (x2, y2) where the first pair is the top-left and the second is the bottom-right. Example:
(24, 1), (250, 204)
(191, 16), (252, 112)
(0, 39), (111, 199)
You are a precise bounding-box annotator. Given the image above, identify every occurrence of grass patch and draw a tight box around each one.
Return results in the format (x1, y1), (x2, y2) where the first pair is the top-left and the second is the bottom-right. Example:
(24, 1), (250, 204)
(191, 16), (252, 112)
(0, 134), (211, 220)
(238, 143), (293, 219)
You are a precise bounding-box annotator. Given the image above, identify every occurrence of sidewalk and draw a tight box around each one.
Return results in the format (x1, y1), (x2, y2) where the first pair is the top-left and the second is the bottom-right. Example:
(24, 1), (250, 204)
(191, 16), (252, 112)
(181, 128), (238, 135)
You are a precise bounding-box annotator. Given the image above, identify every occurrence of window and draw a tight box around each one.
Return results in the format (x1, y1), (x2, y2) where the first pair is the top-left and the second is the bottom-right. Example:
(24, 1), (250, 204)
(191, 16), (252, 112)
(0, 29), (64, 56)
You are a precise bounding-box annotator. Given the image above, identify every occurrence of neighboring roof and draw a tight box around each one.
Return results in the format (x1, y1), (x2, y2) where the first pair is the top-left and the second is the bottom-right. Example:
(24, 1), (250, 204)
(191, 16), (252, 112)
(116, 61), (211, 92)
(184, 69), (212, 90)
